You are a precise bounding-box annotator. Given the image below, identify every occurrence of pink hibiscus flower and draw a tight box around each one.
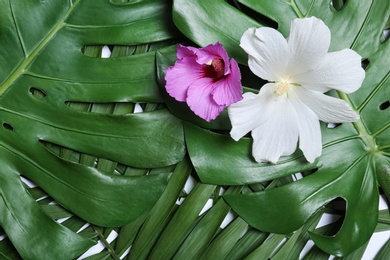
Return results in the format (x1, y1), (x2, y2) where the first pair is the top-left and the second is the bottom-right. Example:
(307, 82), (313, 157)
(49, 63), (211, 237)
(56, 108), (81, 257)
(165, 42), (242, 122)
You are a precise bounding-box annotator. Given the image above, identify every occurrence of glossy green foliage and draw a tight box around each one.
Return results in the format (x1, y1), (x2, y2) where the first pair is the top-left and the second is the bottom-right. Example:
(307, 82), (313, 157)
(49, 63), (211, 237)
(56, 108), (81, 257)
(172, 0), (260, 64)
(0, 162), (95, 260)
(0, 0), (185, 258)
(172, 0), (390, 256)
(1, 0), (389, 258)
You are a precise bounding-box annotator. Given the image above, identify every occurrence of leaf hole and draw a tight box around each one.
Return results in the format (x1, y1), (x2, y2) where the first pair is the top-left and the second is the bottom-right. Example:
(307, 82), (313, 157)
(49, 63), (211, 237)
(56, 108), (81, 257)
(81, 45), (108, 58)
(381, 29), (390, 43)
(29, 87), (47, 99)
(329, 0), (347, 12)
(20, 176), (38, 188)
(327, 123), (342, 129)
(64, 101), (156, 114)
(300, 168), (319, 178)
(316, 197), (346, 235)
(380, 16), (390, 43)
(111, 0), (141, 5)
(39, 140), (152, 176)
(82, 40), (175, 58)
(361, 58), (370, 70)
(380, 101), (390, 110)
(331, 197), (347, 211)
(3, 123), (14, 131)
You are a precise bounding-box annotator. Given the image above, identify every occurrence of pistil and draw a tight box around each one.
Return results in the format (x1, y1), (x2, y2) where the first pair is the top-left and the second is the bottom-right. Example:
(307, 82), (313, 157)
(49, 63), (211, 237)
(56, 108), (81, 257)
(274, 79), (291, 96)
(204, 58), (225, 80)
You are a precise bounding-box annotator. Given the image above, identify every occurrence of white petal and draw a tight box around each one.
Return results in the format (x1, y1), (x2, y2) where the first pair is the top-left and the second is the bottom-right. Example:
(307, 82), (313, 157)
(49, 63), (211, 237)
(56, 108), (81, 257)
(240, 27), (290, 81)
(286, 17), (331, 75)
(289, 90), (322, 163)
(293, 87), (360, 123)
(228, 84), (276, 141)
(293, 49), (365, 93)
(250, 95), (299, 163)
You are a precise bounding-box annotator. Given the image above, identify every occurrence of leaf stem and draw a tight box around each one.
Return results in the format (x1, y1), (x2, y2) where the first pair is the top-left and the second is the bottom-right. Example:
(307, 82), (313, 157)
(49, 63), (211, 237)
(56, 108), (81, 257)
(290, 0), (304, 18)
(305, 0), (317, 17)
(92, 226), (120, 260)
(338, 91), (379, 153)
(290, 0), (316, 18)
(0, 0), (81, 96)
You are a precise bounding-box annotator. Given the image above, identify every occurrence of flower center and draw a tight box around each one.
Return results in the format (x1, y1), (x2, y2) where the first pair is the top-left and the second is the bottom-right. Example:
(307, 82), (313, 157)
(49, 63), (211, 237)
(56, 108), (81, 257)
(204, 58), (225, 80)
(274, 79), (291, 96)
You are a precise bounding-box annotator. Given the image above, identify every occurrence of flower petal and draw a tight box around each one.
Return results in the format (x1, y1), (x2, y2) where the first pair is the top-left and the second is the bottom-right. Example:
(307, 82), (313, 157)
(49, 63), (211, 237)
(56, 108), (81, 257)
(186, 77), (224, 122)
(240, 27), (290, 81)
(211, 59), (242, 106)
(228, 83), (277, 141)
(294, 49), (365, 93)
(176, 45), (197, 59)
(287, 17), (331, 75)
(294, 87), (360, 122)
(165, 58), (204, 102)
(196, 42), (231, 75)
(250, 96), (299, 163)
(289, 89), (322, 163)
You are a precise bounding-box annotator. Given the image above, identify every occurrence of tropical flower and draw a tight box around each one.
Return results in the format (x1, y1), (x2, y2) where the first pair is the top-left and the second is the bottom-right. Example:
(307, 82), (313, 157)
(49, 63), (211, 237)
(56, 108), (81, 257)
(228, 17), (365, 163)
(165, 42), (242, 122)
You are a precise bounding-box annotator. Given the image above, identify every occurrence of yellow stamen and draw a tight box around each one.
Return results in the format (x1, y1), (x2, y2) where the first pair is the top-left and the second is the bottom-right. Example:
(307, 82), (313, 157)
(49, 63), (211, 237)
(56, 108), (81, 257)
(274, 80), (291, 96)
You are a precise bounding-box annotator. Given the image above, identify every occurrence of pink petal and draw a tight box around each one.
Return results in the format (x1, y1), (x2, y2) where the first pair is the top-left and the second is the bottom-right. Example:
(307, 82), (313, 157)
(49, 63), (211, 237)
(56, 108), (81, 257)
(165, 57), (204, 102)
(176, 45), (197, 59)
(211, 58), (242, 106)
(186, 77), (225, 122)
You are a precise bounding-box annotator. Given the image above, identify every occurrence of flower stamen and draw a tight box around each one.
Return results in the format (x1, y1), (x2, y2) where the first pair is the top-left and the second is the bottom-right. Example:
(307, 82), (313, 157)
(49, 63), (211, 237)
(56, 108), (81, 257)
(274, 80), (291, 96)
(204, 58), (225, 80)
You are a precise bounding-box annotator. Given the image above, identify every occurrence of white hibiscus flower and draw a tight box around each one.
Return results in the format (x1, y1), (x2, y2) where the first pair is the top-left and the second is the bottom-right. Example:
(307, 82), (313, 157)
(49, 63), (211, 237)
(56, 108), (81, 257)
(228, 17), (365, 163)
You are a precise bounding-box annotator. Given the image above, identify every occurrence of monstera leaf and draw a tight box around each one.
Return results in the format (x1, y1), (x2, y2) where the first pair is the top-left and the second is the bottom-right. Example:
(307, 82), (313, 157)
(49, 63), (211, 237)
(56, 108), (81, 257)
(172, 0), (390, 256)
(0, 0), (184, 259)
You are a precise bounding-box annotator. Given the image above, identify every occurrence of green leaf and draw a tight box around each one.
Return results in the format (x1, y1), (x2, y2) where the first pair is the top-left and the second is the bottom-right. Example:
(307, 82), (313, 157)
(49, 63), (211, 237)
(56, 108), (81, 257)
(114, 212), (148, 257)
(149, 183), (216, 259)
(129, 157), (192, 259)
(2, 0), (389, 258)
(225, 228), (269, 259)
(173, 186), (241, 259)
(0, 165), (95, 259)
(303, 245), (331, 260)
(245, 233), (286, 259)
(376, 209), (390, 232)
(178, 0), (390, 256)
(375, 237), (390, 259)
(238, 0), (375, 50)
(271, 211), (322, 259)
(0, 0), (183, 257)
(0, 237), (21, 260)
(185, 122), (317, 184)
(172, 0), (261, 64)
(199, 217), (248, 259)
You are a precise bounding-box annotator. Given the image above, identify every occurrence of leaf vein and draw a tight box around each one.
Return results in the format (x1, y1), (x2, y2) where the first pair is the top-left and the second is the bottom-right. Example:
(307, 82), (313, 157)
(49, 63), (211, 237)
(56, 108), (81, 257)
(298, 153), (367, 206)
(8, 0), (27, 57)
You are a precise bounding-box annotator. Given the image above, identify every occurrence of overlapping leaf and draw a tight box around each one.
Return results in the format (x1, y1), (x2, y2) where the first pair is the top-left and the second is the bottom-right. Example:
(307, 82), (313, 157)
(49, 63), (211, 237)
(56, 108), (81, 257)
(0, 0), (185, 258)
(172, 0), (390, 256)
